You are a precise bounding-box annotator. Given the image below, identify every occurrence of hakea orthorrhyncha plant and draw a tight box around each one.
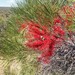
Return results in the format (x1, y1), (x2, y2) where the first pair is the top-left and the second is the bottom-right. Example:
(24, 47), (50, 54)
(19, 20), (65, 63)
(19, 4), (75, 63)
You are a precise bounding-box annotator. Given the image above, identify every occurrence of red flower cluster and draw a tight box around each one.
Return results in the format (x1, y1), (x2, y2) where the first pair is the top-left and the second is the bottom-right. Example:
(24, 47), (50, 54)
(19, 4), (75, 63)
(19, 21), (65, 63)
(58, 4), (75, 27)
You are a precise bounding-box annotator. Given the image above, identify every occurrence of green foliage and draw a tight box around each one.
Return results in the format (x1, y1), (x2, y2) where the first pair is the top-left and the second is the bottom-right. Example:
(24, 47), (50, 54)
(12, 0), (68, 25)
(0, 0), (75, 75)
(0, 16), (38, 75)
(0, 17), (4, 23)
(0, 10), (38, 75)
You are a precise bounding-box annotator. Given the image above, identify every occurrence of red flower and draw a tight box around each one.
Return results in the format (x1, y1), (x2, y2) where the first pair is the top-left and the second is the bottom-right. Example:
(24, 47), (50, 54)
(19, 21), (65, 63)
(53, 25), (65, 36)
(54, 17), (62, 25)
(58, 5), (75, 27)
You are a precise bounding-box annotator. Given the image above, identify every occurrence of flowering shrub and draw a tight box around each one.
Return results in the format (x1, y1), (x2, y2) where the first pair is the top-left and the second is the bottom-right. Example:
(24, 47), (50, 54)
(19, 20), (65, 63)
(19, 4), (75, 63)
